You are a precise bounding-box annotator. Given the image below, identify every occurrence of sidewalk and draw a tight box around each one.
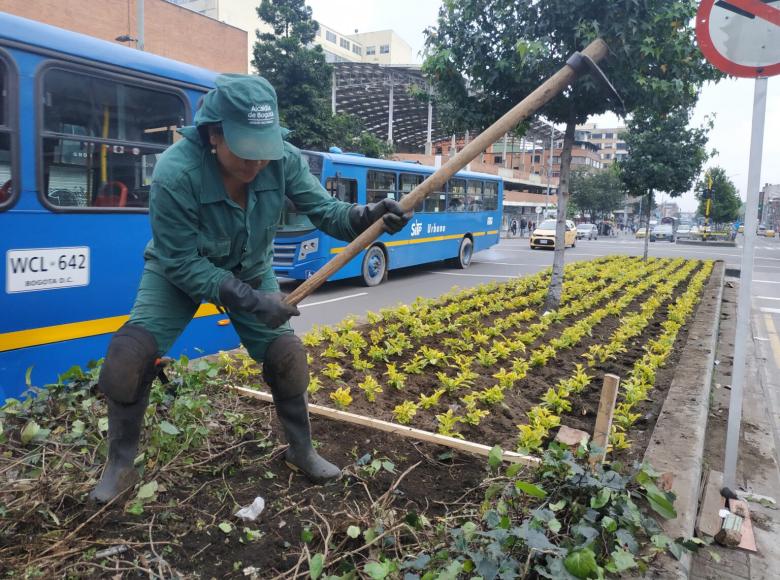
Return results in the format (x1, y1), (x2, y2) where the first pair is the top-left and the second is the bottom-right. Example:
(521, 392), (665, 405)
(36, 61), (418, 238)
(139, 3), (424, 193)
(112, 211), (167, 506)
(690, 280), (780, 580)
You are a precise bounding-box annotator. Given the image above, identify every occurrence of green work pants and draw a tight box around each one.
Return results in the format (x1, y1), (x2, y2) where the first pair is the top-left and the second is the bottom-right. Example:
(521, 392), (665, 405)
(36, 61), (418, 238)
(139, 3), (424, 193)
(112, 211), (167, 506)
(128, 267), (292, 362)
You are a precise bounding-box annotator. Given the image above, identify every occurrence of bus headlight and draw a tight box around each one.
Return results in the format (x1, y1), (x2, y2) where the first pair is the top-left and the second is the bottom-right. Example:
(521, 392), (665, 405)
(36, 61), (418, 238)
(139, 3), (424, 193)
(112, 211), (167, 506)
(299, 238), (319, 260)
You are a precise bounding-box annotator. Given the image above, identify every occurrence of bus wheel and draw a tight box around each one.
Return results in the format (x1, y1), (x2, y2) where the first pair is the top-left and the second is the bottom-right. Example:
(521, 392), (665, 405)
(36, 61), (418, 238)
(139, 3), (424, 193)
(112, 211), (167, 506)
(361, 245), (387, 286)
(452, 236), (474, 269)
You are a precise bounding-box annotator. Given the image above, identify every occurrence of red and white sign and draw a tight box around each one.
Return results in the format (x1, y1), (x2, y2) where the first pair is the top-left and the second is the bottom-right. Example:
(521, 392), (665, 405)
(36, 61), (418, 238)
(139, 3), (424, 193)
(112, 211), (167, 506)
(696, 0), (780, 77)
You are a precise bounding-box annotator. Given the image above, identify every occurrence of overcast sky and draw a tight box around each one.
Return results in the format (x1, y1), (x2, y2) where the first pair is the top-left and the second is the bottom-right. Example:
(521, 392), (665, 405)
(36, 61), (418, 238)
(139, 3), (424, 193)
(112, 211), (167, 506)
(307, 0), (779, 213)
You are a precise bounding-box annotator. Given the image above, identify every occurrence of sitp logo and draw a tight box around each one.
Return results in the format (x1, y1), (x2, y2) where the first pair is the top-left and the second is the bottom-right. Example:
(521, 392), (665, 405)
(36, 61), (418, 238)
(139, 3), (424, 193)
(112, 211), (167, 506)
(410, 220), (423, 237)
(248, 103), (274, 126)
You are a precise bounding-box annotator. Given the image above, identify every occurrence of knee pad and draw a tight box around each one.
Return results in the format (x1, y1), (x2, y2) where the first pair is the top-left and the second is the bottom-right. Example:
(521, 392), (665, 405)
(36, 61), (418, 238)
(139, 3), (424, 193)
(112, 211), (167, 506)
(263, 334), (308, 400)
(99, 324), (159, 405)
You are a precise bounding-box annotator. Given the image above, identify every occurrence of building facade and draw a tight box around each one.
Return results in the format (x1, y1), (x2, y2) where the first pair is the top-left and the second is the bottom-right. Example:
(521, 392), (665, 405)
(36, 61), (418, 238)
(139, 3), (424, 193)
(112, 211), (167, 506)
(2, 0), (248, 73)
(576, 122), (628, 166)
(760, 183), (780, 232)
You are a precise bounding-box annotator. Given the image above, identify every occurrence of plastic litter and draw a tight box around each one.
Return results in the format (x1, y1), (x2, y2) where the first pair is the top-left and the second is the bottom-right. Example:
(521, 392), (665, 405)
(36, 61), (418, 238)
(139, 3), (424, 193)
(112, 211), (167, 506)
(235, 496), (265, 522)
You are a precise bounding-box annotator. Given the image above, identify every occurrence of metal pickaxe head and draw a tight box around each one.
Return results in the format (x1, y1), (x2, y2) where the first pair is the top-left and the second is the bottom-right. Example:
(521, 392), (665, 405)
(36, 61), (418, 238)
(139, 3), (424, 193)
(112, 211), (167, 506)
(566, 51), (626, 117)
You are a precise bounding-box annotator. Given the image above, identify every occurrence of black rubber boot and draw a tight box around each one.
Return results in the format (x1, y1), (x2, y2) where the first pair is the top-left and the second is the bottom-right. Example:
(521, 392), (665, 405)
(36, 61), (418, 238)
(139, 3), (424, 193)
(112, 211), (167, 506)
(274, 393), (341, 484)
(89, 395), (148, 503)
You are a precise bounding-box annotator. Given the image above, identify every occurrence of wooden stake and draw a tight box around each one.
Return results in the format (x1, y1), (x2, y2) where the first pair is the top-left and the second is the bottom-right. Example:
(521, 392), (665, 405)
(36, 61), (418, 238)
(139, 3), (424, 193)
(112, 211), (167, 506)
(232, 386), (539, 466)
(285, 38), (609, 306)
(590, 373), (620, 466)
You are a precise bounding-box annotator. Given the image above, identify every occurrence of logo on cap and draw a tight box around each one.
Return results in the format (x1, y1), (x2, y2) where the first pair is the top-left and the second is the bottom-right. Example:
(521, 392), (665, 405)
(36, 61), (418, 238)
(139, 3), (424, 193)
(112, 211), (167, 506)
(248, 103), (275, 126)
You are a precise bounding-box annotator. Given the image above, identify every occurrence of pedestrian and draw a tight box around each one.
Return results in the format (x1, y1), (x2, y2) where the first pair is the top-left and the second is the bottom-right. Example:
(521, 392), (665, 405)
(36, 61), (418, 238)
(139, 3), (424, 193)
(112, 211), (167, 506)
(89, 74), (412, 503)
(520, 217), (527, 237)
(510, 219), (518, 237)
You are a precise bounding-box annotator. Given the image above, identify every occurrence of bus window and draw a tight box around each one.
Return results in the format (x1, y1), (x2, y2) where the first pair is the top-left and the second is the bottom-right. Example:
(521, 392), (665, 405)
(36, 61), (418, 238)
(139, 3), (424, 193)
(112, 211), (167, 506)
(447, 178), (466, 211)
(399, 172), (423, 211)
(0, 56), (14, 206)
(367, 170), (396, 203)
(326, 177), (357, 203)
(483, 181), (498, 210)
(40, 67), (186, 209)
(424, 191), (446, 213)
(467, 180), (483, 211)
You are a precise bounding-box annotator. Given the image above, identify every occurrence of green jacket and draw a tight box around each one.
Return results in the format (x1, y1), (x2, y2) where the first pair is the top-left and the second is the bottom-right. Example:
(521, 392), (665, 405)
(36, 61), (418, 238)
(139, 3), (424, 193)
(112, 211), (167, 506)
(144, 126), (356, 303)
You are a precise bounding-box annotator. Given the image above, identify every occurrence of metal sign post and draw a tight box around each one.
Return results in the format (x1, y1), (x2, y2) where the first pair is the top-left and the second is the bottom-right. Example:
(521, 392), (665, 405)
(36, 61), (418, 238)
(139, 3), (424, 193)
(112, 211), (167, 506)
(695, 0), (779, 494)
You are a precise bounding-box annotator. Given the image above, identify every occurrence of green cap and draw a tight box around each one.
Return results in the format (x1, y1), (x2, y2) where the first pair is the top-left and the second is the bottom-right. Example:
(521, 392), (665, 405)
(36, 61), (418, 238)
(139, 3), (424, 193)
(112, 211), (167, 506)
(195, 74), (284, 161)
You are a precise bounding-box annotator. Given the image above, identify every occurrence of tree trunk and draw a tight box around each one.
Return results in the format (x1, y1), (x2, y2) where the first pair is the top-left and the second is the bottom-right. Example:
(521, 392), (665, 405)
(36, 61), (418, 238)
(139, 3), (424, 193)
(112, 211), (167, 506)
(544, 117), (576, 311)
(643, 189), (653, 261)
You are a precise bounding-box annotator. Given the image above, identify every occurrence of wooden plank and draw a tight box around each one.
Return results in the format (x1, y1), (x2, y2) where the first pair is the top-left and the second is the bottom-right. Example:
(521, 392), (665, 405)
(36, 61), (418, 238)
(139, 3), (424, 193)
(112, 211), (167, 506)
(590, 374), (620, 466)
(696, 470), (726, 537)
(232, 386), (540, 466)
(729, 499), (758, 552)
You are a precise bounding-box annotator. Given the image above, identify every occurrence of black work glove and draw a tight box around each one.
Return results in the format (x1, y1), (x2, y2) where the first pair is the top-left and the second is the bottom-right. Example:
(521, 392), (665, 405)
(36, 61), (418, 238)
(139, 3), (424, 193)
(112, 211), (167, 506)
(218, 277), (300, 329)
(348, 198), (413, 236)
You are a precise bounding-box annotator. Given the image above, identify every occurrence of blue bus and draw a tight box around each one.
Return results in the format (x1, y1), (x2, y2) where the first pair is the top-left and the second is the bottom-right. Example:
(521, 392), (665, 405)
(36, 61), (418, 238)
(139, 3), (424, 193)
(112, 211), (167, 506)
(0, 13), (502, 401)
(275, 152), (502, 285)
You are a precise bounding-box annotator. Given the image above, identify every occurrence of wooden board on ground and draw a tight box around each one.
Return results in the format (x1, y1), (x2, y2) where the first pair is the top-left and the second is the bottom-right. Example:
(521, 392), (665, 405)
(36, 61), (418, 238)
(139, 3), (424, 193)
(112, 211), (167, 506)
(697, 469), (726, 537)
(696, 470), (758, 552)
(232, 385), (540, 467)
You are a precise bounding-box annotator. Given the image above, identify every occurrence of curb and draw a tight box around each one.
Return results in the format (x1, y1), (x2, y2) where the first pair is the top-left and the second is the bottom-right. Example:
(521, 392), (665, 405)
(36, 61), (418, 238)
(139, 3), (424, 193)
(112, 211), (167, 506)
(635, 260), (725, 579)
(676, 240), (736, 247)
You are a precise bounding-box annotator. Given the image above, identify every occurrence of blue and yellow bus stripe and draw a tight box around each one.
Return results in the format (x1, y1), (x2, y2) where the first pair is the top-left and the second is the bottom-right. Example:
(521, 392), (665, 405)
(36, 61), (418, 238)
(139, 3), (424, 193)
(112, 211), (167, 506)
(0, 304), (221, 353)
(330, 230), (499, 254)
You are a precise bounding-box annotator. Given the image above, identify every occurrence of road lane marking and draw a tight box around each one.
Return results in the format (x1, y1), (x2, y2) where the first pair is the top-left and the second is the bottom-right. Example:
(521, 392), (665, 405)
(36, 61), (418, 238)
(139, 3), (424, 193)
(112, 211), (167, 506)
(755, 280), (780, 284)
(431, 271), (518, 278)
(757, 296), (780, 301)
(299, 293), (368, 308)
(760, 307), (780, 314)
(764, 314), (780, 370)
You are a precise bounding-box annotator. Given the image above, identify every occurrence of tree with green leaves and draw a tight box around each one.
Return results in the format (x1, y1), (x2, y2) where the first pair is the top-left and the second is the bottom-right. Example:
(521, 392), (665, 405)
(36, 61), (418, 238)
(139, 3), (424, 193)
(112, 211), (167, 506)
(253, 0), (333, 150)
(252, 0), (392, 157)
(694, 167), (741, 226)
(618, 107), (711, 259)
(570, 167), (625, 222)
(424, 0), (721, 308)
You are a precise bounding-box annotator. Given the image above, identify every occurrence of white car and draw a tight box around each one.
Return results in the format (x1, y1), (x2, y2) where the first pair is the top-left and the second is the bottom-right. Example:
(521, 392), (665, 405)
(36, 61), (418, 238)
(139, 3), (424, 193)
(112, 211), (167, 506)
(576, 223), (598, 240)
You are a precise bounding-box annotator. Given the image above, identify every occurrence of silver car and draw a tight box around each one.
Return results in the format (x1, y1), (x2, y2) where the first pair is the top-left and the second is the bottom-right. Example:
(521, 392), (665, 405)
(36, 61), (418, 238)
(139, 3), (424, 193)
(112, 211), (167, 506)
(576, 223), (598, 240)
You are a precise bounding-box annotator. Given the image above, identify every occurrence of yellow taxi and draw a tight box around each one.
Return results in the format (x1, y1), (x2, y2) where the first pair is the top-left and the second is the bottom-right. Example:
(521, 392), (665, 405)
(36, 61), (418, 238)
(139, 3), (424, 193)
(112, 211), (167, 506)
(530, 219), (577, 249)
(635, 227), (647, 239)
(738, 224), (744, 234)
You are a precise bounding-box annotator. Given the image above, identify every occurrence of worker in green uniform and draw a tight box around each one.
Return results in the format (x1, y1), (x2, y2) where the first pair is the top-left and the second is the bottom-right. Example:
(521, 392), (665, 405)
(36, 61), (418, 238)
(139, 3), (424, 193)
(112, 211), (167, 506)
(90, 74), (412, 503)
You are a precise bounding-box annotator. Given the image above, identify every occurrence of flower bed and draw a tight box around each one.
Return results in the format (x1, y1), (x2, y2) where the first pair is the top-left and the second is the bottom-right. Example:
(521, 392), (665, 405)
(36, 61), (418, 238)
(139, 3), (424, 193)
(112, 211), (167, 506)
(302, 256), (713, 457)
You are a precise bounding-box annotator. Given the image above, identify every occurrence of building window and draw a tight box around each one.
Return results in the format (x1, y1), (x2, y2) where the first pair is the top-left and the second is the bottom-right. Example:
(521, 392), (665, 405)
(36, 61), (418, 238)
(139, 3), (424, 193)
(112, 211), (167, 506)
(616, 141), (627, 149)
(352, 45), (362, 55)
(379, 44), (390, 54)
(326, 30), (337, 43)
(40, 67), (186, 209)
(552, 156), (561, 165)
(494, 155), (502, 164)
(605, 133), (615, 139)
(533, 155), (541, 164)
(340, 38), (350, 50)
(366, 46), (376, 55)
(591, 133), (601, 140)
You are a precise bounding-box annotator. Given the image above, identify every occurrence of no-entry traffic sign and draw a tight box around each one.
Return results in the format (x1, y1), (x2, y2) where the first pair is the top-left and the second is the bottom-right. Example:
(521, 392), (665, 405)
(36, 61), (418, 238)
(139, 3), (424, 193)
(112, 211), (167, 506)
(696, 0), (780, 77)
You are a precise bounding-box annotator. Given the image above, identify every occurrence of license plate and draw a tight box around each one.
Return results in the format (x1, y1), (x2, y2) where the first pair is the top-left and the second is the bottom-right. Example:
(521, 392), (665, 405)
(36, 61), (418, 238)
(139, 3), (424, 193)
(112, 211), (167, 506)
(540, 239), (550, 244)
(6, 247), (90, 293)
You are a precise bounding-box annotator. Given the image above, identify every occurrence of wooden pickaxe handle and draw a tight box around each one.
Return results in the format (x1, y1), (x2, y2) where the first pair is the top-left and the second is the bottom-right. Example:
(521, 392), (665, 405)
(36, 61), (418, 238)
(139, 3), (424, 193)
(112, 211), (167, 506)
(285, 38), (609, 306)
